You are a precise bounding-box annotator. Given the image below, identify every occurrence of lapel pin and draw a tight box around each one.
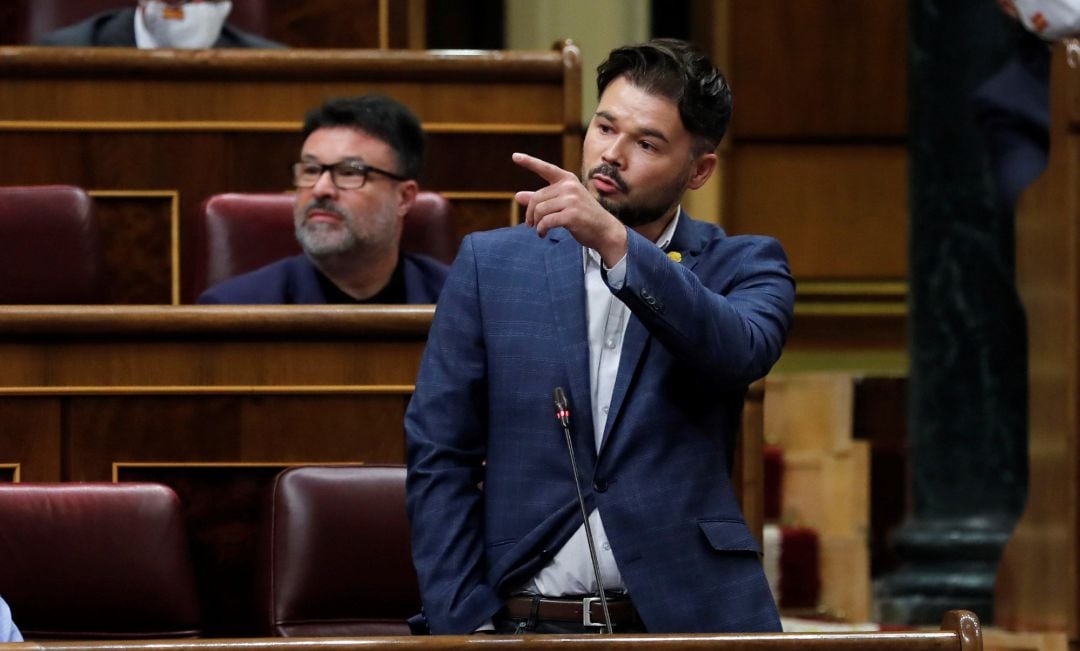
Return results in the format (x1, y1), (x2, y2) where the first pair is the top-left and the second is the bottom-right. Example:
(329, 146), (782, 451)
(667, 251), (683, 263)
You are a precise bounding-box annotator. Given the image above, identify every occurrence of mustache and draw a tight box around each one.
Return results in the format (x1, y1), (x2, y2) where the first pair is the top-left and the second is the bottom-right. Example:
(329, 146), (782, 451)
(299, 198), (347, 221)
(587, 163), (629, 193)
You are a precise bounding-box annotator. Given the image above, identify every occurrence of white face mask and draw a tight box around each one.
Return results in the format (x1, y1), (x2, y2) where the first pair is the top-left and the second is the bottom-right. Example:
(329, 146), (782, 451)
(1013, 0), (1080, 41)
(136, 1), (233, 49)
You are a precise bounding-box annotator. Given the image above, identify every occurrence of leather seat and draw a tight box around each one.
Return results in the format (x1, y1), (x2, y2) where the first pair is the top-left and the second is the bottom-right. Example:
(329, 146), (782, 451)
(262, 465), (419, 636)
(0, 185), (105, 303)
(0, 483), (201, 639)
(188, 191), (454, 300)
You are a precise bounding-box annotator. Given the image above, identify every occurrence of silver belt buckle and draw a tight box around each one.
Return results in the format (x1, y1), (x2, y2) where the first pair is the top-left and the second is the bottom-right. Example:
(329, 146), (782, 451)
(582, 596), (605, 628)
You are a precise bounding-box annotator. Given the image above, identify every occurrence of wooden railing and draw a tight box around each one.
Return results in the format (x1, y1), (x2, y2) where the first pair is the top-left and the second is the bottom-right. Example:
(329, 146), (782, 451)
(11, 611), (982, 651)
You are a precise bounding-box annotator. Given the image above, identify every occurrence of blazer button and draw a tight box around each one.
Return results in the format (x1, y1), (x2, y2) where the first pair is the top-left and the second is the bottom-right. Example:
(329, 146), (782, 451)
(593, 478), (609, 493)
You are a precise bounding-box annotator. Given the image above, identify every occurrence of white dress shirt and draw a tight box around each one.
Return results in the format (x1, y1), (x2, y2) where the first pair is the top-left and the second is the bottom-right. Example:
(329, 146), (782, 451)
(522, 209), (681, 597)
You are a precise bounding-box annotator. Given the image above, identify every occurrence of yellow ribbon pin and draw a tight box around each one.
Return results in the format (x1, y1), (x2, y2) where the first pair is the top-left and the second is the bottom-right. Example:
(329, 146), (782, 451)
(667, 251), (683, 263)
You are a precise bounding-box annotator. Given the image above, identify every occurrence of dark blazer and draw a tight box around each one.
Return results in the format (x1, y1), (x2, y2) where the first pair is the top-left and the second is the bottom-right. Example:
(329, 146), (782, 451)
(197, 253), (448, 304)
(406, 212), (795, 634)
(35, 8), (284, 48)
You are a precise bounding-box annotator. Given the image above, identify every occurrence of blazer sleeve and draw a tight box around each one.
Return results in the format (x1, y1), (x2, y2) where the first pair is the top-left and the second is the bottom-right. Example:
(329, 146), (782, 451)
(614, 228), (795, 388)
(405, 235), (503, 634)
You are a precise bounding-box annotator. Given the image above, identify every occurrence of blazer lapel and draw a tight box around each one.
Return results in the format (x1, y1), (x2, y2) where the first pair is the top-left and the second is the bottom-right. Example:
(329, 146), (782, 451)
(544, 231), (596, 459)
(599, 210), (711, 450)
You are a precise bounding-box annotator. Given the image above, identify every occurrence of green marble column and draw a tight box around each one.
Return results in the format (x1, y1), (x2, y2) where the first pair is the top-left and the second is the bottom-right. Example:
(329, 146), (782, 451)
(874, 0), (1030, 625)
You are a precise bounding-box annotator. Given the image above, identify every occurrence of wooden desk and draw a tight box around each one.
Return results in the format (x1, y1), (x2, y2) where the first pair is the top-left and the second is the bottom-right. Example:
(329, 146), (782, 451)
(0, 45), (582, 303)
(997, 42), (1080, 641)
(0, 304), (765, 634)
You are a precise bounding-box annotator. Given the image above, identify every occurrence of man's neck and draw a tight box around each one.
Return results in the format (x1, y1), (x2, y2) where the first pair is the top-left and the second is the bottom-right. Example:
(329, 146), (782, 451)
(631, 205), (680, 244)
(309, 247), (400, 301)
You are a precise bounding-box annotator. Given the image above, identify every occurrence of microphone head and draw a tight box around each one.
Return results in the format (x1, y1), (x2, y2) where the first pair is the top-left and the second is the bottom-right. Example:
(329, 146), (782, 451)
(552, 386), (570, 427)
(553, 386), (568, 410)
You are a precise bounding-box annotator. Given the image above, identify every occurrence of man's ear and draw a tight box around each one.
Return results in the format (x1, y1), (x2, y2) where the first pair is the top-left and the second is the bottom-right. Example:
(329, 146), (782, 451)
(397, 180), (419, 218)
(687, 152), (718, 190)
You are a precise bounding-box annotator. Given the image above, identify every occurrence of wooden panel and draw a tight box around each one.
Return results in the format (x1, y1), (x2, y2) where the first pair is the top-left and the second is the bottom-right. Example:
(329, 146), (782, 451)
(0, 398), (61, 482)
(263, 0), (383, 49)
(996, 44), (1080, 639)
(728, 0), (908, 139)
(91, 192), (176, 304)
(729, 144), (908, 280)
(445, 194), (516, 246)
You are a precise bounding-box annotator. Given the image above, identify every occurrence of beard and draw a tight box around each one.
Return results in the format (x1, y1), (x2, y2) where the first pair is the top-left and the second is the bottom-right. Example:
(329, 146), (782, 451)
(585, 163), (688, 228)
(294, 198), (359, 258)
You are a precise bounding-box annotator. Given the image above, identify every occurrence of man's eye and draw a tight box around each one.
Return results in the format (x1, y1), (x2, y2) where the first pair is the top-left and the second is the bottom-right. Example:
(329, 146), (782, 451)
(336, 166), (364, 178)
(301, 166), (323, 176)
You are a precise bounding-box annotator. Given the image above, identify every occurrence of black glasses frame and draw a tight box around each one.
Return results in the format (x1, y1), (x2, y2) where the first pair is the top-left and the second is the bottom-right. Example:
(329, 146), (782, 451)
(291, 160), (409, 190)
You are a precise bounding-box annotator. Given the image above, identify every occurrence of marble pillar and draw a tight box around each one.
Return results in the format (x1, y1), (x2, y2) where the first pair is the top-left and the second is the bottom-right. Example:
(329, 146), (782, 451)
(874, 0), (1031, 625)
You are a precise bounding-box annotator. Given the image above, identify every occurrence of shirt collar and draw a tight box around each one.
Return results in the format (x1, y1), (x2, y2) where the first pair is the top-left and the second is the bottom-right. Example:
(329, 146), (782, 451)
(584, 205), (682, 268)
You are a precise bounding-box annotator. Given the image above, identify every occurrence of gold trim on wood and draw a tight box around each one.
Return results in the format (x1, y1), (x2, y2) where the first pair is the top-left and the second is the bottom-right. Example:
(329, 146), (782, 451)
(795, 302), (907, 317)
(797, 281), (908, 297)
(0, 464), (20, 483)
(0, 385), (415, 396)
(379, 0), (390, 50)
(89, 190), (181, 305)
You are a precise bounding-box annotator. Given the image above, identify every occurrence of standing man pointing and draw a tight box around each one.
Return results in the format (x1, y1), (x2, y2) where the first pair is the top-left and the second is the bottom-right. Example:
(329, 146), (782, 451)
(406, 38), (794, 634)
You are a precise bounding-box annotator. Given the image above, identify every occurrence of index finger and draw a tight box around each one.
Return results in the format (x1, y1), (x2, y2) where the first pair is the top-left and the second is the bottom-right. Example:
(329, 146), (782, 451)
(512, 152), (574, 185)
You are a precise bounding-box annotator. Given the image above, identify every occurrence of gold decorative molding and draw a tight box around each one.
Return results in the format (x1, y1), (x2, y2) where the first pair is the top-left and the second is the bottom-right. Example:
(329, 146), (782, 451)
(112, 460), (364, 482)
(0, 464), (20, 483)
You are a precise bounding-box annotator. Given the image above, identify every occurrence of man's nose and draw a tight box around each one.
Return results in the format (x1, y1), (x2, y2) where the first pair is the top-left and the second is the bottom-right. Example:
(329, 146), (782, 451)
(601, 138), (626, 167)
(311, 169), (338, 197)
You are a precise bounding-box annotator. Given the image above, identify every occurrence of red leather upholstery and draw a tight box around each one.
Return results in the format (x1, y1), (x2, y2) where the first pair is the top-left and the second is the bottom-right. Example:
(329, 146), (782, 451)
(263, 465), (419, 636)
(0, 185), (105, 303)
(190, 191), (454, 300)
(0, 483), (201, 639)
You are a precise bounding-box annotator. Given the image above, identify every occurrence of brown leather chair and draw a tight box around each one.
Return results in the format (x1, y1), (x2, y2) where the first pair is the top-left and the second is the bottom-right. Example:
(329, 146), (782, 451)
(0, 483), (201, 639)
(189, 191), (454, 300)
(262, 465), (419, 636)
(0, 185), (105, 303)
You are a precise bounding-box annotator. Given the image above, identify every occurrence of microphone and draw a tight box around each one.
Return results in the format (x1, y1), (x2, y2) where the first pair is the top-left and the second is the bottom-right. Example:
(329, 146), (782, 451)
(552, 387), (612, 633)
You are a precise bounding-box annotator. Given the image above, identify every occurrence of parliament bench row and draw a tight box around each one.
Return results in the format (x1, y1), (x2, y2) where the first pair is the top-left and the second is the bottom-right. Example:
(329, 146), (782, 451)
(0, 185), (455, 304)
(0, 466), (418, 639)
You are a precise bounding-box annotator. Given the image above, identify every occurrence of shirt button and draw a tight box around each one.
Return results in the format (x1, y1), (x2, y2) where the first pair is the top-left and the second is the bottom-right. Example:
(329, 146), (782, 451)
(605, 338), (616, 349)
(602, 541), (611, 551)
(602, 405), (609, 414)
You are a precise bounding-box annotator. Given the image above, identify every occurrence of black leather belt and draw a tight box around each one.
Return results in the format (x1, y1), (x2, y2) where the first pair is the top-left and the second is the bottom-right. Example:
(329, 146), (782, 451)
(504, 595), (639, 628)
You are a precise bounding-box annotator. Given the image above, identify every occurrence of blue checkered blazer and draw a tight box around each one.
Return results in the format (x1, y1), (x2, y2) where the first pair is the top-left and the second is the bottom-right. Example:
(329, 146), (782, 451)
(406, 211), (794, 634)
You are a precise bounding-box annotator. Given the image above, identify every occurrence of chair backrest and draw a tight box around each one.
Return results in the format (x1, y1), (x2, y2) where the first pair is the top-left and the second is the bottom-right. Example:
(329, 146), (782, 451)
(0, 483), (201, 639)
(263, 465), (419, 636)
(190, 191), (454, 300)
(0, 185), (105, 303)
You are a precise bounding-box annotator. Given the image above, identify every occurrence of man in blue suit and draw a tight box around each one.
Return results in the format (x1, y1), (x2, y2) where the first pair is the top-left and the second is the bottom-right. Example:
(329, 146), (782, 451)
(199, 96), (448, 304)
(406, 39), (794, 634)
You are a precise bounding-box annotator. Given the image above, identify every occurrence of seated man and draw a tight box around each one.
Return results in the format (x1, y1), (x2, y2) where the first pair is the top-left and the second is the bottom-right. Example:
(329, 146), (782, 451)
(36, 0), (283, 49)
(199, 95), (449, 304)
(0, 595), (21, 643)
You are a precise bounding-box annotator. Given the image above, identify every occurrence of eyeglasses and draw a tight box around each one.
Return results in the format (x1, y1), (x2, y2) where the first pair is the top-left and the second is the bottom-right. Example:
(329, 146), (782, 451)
(291, 160), (409, 190)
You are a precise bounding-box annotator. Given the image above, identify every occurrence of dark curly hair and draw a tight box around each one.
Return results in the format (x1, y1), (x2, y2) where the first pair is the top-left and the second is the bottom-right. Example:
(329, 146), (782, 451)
(301, 95), (425, 179)
(596, 38), (732, 154)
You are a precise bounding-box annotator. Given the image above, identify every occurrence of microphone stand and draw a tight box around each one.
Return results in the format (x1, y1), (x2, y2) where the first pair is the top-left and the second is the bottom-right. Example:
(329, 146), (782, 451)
(553, 387), (613, 634)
